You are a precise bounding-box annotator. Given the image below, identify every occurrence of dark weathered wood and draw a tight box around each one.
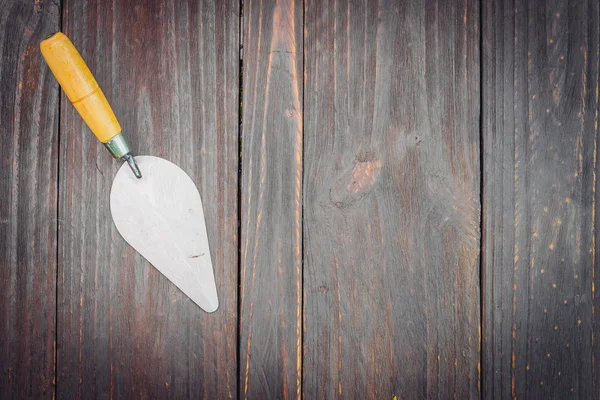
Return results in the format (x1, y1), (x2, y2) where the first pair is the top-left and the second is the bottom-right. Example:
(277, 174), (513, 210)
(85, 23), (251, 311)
(0, 0), (60, 397)
(57, 1), (239, 398)
(482, 0), (600, 398)
(239, 0), (303, 398)
(303, 0), (481, 398)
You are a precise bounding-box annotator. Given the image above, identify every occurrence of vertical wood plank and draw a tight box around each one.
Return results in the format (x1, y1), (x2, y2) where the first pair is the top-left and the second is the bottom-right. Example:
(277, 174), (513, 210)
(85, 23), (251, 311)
(304, 0), (481, 398)
(482, 0), (600, 398)
(239, 0), (303, 398)
(0, 0), (60, 397)
(58, 1), (239, 398)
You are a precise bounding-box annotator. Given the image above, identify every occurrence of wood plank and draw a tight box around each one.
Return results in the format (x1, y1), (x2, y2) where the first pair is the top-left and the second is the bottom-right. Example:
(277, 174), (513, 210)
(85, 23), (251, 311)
(0, 0), (60, 397)
(57, 1), (239, 397)
(239, 0), (303, 398)
(482, 0), (600, 398)
(303, 0), (481, 398)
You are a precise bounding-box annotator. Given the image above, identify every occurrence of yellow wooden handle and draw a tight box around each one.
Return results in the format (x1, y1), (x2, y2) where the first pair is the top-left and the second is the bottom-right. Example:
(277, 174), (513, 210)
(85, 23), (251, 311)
(40, 32), (121, 143)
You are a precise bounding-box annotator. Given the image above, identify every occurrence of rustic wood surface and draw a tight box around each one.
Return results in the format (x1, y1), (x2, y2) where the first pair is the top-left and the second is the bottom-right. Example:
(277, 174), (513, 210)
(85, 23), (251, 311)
(4, 0), (600, 398)
(57, 0), (238, 398)
(482, 0), (600, 398)
(0, 0), (60, 397)
(303, 0), (481, 398)
(239, 0), (303, 398)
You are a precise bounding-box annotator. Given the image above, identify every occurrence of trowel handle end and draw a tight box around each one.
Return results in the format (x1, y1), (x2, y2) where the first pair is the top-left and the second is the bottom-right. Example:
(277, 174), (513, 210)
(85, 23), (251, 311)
(40, 32), (121, 144)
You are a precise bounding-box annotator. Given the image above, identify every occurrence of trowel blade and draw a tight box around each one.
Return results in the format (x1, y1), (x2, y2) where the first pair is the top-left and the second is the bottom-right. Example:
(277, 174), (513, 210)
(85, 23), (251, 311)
(110, 155), (218, 312)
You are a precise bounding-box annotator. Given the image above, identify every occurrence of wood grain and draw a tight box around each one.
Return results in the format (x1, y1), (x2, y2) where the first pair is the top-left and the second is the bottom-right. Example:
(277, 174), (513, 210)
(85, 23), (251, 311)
(482, 0), (600, 398)
(57, 0), (239, 397)
(0, 0), (60, 397)
(239, 0), (303, 398)
(303, 0), (481, 398)
(5, 0), (600, 396)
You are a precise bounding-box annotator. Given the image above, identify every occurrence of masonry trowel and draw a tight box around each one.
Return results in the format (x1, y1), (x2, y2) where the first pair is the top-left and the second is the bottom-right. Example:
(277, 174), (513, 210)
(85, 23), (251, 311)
(41, 33), (219, 312)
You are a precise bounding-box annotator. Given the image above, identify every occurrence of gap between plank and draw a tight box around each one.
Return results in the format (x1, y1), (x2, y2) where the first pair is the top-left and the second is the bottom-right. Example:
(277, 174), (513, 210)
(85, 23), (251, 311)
(300, 0), (306, 397)
(478, 0), (485, 394)
(236, 0), (244, 398)
(54, 0), (64, 397)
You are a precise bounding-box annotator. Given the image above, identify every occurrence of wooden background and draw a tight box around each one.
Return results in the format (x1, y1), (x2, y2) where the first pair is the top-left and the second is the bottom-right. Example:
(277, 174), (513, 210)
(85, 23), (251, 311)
(0, 0), (597, 398)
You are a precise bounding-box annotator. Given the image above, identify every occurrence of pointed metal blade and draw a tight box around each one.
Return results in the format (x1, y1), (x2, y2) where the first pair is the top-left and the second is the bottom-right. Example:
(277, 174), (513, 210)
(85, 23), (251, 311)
(110, 155), (218, 312)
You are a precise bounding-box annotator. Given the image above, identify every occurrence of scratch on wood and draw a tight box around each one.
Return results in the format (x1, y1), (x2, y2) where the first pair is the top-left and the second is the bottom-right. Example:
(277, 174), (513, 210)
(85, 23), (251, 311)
(284, 1), (304, 396)
(335, 257), (342, 397)
(244, 302), (254, 399)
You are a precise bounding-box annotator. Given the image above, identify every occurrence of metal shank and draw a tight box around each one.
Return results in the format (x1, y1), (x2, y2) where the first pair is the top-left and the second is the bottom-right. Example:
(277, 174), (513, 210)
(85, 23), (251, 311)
(104, 133), (142, 178)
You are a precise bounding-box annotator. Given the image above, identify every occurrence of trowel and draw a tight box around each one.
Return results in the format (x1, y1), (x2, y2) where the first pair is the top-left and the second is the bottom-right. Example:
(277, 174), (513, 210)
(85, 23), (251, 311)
(41, 33), (219, 313)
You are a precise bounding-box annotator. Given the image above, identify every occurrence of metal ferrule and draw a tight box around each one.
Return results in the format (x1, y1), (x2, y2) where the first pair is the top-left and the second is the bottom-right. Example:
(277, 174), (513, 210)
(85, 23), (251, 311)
(104, 133), (132, 159)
